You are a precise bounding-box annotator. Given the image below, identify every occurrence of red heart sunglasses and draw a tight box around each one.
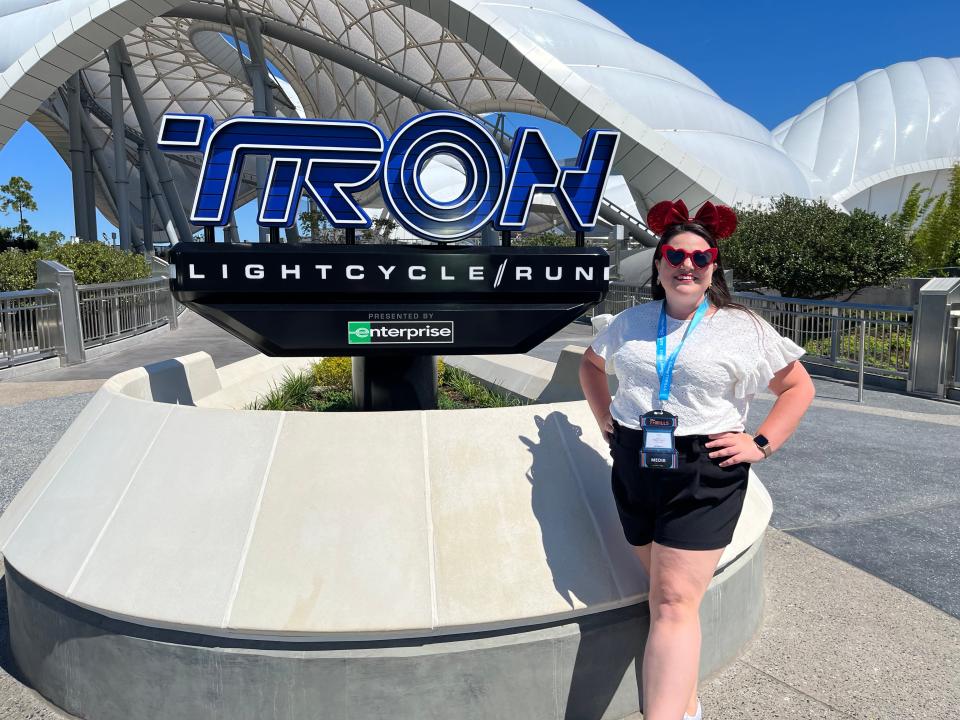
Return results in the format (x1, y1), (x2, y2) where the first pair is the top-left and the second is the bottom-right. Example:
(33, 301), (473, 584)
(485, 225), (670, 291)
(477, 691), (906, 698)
(659, 245), (718, 269)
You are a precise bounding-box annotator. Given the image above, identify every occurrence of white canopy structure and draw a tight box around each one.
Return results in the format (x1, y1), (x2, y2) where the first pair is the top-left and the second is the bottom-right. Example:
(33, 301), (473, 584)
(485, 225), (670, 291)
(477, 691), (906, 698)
(1, 0), (958, 247)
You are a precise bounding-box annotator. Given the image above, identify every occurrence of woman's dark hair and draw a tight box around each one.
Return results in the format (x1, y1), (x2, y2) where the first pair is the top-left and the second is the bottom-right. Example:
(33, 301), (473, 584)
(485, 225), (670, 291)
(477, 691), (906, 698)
(650, 222), (756, 317)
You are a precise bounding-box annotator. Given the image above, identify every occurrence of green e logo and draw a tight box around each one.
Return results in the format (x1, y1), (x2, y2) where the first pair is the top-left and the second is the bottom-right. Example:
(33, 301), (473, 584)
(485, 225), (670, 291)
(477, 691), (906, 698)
(348, 322), (371, 344)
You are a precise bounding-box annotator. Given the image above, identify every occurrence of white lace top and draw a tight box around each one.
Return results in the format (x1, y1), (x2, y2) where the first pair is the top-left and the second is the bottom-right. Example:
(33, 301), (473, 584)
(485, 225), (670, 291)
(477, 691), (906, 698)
(590, 300), (806, 436)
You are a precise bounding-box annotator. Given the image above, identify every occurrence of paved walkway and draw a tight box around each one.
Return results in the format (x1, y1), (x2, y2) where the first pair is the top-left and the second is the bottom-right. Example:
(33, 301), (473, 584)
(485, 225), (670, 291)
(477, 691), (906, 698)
(0, 313), (958, 718)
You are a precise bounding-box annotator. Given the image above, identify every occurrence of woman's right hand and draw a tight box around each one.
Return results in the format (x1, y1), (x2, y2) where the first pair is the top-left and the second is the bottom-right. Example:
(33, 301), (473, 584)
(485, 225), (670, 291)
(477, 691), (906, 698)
(580, 348), (615, 444)
(600, 414), (614, 444)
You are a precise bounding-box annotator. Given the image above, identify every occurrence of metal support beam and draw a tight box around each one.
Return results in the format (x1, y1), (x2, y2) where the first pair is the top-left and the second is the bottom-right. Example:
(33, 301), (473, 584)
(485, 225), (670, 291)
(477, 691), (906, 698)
(69, 95), (127, 246)
(242, 15), (276, 245)
(224, 212), (239, 243)
(116, 41), (194, 243)
(141, 149), (180, 246)
(66, 75), (89, 242)
(501, 230), (511, 247)
(139, 145), (153, 253)
(480, 225), (498, 246)
(107, 44), (133, 251)
(575, 231), (585, 248)
(82, 135), (97, 244)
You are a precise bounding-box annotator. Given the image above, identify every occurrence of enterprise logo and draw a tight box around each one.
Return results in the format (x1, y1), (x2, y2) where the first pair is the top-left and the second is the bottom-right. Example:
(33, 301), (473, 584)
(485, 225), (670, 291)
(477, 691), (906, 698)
(348, 321), (454, 344)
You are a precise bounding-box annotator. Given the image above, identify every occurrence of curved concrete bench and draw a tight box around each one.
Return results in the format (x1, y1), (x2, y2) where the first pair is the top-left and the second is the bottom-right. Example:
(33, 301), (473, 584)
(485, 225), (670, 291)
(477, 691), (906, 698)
(0, 351), (771, 720)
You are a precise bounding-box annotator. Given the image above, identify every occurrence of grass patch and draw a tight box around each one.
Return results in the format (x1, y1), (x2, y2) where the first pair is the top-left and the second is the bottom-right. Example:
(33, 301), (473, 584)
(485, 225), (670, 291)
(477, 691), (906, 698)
(247, 369), (355, 412)
(248, 360), (523, 411)
(802, 332), (910, 373)
(437, 366), (524, 409)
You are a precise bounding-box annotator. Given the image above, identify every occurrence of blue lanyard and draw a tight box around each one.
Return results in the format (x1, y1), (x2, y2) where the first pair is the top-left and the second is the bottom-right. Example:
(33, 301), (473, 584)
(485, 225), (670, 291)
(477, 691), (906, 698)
(656, 299), (710, 404)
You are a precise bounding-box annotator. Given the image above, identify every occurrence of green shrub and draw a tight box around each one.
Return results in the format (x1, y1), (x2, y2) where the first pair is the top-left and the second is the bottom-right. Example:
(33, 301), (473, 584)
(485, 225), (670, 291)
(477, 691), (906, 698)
(0, 242), (151, 291)
(0, 249), (40, 291)
(252, 361), (520, 411)
(49, 243), (151, 286)
(311, 356), (449, 391)
(312, 356), (352, 390)
(803, 332), (910, 372)
(438, 366), (523, 409)
(724, 196), (910, 299)
(249, 370), (354, 412)
(511, 231), (575, 247)
(436, 357), (447, 386)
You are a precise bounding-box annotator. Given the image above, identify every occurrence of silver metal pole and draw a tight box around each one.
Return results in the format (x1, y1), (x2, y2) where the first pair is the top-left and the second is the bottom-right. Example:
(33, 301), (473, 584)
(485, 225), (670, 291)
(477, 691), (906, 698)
(139, 145), (153, 253)
(82, 134), (97, 243)
(73, 101), (122, 237)
(244, 16), (273, 244)
(66, 75), (89, 242)
(224, 211), (239, 243)
(116, 41), (194, 243)
(141, 152), (179, 246)
(830, 306), (840, 362)
(107, 44), (133, 251)
(857, 313), (866, 403)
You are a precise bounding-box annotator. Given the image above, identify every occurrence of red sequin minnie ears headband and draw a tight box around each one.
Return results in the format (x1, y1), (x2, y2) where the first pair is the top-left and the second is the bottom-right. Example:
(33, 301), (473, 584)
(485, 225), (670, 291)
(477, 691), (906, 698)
(646, 199), (738, 239)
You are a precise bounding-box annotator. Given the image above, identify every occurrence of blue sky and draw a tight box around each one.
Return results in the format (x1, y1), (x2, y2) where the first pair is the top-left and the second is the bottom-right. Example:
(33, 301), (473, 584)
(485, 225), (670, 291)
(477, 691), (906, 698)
(1, 0), (958, 239)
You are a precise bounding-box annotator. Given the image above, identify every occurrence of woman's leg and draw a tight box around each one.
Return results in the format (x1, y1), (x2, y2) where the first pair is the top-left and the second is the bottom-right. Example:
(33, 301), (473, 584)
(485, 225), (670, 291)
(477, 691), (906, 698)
(640, 542), (724, 720)
(632, 543), (701, 717)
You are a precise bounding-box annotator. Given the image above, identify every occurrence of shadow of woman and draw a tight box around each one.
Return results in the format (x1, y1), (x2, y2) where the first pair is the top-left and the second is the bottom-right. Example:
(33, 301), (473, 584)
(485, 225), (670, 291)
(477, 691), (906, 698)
(519, 411), (649, 719)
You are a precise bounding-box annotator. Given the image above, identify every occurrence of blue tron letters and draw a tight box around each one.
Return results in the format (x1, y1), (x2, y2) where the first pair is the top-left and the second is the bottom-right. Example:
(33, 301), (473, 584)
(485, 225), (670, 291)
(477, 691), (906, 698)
(159, 111), (620, 242)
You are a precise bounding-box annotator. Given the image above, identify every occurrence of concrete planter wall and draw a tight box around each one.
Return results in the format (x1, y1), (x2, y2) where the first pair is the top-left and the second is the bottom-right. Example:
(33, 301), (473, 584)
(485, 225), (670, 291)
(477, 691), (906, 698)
(0, 352), (771, 719)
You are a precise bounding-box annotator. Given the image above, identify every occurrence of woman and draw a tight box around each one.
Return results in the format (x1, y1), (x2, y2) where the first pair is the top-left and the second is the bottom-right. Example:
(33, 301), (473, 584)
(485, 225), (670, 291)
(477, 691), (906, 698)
(579, 200), (815, 720)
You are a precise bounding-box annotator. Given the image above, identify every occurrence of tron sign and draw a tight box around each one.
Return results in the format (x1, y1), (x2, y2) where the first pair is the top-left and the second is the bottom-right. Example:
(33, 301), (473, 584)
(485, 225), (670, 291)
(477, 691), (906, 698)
(169, 243), (610, 356)
(158, 110), (620, 242)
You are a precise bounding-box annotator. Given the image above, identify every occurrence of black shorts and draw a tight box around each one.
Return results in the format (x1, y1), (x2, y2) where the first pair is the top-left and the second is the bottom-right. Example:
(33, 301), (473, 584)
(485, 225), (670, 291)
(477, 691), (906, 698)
(609, 421), (750, 551)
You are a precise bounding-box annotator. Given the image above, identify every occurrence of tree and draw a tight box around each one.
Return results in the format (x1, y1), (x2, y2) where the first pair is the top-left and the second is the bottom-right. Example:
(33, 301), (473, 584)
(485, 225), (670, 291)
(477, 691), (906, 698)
(0, 176), (38, 240)
(889, 182), (934, 236)
(723, 195), (910, 299)
(30, 229), (65, 254)
(908, 164), (960, 273)
(511, 230), (575, 247)
(889, 182), (935, 275)
(361, 215), (398, 243)
(299, 206), (331, 242)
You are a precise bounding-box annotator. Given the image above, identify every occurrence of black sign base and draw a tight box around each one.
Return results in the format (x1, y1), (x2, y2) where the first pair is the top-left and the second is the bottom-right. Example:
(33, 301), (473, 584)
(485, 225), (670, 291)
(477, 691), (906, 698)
(168, 244), (609, 356)
(352, 355), (438, 411)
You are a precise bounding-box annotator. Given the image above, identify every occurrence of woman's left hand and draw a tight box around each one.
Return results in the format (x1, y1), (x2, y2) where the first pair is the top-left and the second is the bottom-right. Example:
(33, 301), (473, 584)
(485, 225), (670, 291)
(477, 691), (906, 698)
(705, 432), (766, 466)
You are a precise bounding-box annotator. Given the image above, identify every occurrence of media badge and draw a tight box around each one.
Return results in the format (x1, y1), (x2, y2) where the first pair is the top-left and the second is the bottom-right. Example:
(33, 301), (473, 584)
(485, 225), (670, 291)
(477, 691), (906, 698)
(640, 410), (679, 470)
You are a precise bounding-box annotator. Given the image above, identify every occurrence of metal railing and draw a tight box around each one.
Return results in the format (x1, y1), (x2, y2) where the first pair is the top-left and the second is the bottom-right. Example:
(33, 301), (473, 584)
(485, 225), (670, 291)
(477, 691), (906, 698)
(733, 293), (913, 376)
(0, 289), (62, 368)
(591, 282), (915, 401)
(949, 310), (960, 392)
(591, 282), (653, 316)
(77, 277), (174, 349)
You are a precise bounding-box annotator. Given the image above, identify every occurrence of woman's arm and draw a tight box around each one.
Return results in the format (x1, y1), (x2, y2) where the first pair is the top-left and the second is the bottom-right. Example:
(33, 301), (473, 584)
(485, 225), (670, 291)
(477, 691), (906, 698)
(754, 359), (816, 453)
(579, 347), (615, 442)
(707, 359), (816, 466)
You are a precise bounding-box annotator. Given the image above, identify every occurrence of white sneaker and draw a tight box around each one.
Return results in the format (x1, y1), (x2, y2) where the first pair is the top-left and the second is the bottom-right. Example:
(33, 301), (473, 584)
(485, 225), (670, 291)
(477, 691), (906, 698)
(683, 699), (702, 720)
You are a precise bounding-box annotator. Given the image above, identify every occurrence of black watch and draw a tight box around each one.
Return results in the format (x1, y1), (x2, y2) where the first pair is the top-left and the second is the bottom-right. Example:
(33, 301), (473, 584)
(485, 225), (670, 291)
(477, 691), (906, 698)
(753, 434), (772, 459)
